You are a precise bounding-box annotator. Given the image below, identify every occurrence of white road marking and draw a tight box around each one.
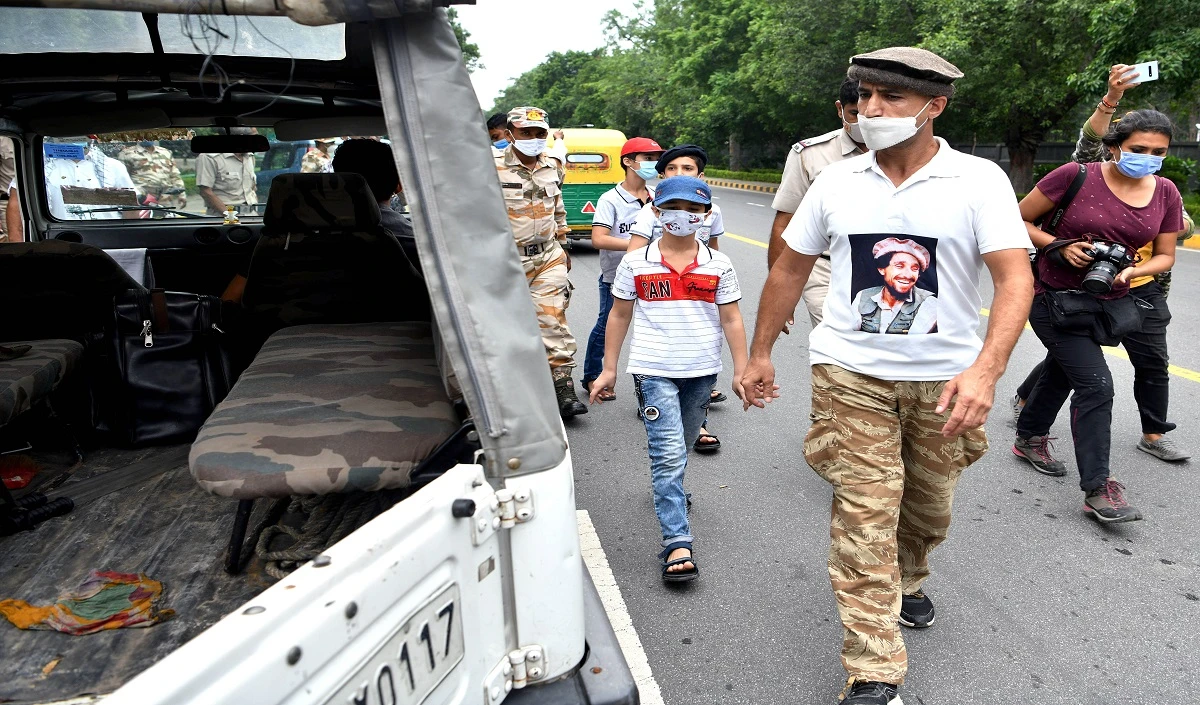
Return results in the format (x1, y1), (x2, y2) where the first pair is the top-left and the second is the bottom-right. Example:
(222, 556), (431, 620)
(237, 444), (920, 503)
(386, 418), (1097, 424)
(577, 510), (665, 705)
(746, 202), (765, 207)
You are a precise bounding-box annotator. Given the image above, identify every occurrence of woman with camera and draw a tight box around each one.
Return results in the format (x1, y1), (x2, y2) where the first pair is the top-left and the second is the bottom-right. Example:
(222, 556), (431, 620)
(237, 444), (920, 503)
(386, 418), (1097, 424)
(1013, 108), (1184, 524)
(1012, 65), (1194, 466)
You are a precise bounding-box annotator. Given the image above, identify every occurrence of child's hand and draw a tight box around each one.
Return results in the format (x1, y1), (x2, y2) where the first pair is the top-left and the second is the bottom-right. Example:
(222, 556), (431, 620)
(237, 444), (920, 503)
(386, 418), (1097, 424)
(589, 371), (617, 404)
(731, 375), (747, 402)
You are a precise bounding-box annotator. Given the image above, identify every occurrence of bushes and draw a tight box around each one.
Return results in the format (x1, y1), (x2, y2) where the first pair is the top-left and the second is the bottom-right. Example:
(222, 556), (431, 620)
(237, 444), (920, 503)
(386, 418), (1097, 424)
(705, 168), (783, 183)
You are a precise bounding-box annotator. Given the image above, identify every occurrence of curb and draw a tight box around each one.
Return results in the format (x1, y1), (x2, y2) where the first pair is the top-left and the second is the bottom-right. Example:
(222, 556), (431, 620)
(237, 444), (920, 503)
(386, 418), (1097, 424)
(1184, 238), (1200, 251)
(703, 178), (779, 194)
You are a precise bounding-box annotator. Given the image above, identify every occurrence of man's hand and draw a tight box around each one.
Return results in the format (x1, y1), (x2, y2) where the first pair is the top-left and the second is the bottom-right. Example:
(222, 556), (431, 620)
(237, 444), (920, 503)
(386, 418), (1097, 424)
(740, 356), (781, 410)
(553, 129), (565, 141)
(781, 314), (796, 335)
(588, 370), (617, 404)
(936, 365), (998, 437)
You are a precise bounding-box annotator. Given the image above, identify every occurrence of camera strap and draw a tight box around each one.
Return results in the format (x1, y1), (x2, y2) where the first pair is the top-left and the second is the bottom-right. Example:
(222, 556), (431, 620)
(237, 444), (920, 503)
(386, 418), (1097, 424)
(1031, 163), (1090, 282)
(1042, 163), (1089, 236)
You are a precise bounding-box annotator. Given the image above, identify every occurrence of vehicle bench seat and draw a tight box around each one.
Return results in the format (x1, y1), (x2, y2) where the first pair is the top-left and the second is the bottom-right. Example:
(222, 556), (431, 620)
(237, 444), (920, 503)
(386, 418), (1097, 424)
(0, 339), (84, 429)
(189, 322), (459, 499)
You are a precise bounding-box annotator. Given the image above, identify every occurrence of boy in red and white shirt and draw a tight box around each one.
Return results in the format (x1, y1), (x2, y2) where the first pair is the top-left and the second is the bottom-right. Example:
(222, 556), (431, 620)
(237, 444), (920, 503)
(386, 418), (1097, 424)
(589, 176), (748, 583)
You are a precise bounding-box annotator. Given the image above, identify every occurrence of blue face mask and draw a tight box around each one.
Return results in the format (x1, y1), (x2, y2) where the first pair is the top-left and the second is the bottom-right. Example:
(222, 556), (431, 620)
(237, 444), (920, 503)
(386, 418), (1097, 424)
(634, 161), (659, 180)
(1114, 151), (1164, 179)
(493, 139), (510, 150)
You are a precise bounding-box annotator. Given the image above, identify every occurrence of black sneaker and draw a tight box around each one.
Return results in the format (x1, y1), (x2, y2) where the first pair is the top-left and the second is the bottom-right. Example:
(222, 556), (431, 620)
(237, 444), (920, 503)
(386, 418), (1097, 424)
(1084, 479), (1143, 524)
(839, 680), (901, 705)
(898, 591), (935, 629)
(1012, 435), (1067, 476)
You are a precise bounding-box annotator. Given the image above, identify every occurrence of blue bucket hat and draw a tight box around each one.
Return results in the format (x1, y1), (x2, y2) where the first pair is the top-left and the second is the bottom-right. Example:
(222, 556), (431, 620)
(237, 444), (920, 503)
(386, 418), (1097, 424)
(652, 176), (711, 207)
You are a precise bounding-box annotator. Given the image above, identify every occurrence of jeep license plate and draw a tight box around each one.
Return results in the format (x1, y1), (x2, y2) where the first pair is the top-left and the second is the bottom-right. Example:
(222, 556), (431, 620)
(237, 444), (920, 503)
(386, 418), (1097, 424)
(321, 584), (463, 705)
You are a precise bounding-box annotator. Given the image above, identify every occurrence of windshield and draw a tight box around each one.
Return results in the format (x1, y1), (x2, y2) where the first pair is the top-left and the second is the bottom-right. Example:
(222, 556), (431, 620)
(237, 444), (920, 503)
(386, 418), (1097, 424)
(41, 129), (348, 222)
(0, 9), (345, 59)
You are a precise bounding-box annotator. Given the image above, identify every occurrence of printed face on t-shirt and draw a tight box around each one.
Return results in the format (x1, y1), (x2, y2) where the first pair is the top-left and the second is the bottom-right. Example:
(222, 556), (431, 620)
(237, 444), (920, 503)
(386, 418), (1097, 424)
(848, 233), (940, 335)
(879, 252), (921, 300)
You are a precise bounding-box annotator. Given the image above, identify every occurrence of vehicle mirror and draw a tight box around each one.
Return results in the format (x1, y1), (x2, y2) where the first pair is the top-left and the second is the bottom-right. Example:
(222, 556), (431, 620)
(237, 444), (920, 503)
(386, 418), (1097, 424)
(190, 134), (270, 154)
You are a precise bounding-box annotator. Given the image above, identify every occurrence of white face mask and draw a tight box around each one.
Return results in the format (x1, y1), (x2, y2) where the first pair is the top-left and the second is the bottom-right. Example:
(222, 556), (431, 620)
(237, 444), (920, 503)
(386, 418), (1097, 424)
(841, 112), (864, 143)
(856, 98), (934, 151)
(513, 138), (547, 157)
(657, 208), (704, 237)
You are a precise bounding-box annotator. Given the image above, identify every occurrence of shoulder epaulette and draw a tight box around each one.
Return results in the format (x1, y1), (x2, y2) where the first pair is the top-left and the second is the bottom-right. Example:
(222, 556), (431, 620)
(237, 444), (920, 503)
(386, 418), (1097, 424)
(793, 129), (841, 153)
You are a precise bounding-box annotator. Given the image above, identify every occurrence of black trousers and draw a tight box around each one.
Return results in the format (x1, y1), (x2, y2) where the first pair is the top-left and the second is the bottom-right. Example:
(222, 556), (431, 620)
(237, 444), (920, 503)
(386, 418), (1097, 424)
(1016, 281), (1174, 437)
(1017, 297), (1116, 493)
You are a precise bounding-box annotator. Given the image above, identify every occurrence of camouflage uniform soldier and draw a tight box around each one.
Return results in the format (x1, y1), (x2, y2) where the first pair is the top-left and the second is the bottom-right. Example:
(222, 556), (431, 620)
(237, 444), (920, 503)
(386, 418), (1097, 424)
(300, 138), (336, 173)
(495, 106), (587, 418)
(743, 48), (1034, 705)
(116, 142), (187, 210)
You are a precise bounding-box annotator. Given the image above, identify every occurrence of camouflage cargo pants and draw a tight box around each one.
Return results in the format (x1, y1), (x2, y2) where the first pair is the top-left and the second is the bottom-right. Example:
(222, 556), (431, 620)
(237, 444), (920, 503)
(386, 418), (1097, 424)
(521, 241), (576, 380)
(803, 364), (987, 685)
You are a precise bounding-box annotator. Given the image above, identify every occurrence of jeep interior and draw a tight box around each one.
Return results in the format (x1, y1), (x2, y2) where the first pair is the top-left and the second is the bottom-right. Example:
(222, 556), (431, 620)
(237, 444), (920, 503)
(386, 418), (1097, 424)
(0, 8), (481, 700)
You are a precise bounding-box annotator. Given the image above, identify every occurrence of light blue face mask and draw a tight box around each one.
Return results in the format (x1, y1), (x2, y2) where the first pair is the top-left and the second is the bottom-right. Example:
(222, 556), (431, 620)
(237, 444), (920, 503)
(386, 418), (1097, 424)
(493, 139), (510, 150)
(1114, 151), (1164, 179)
(634, 162), (659, 180)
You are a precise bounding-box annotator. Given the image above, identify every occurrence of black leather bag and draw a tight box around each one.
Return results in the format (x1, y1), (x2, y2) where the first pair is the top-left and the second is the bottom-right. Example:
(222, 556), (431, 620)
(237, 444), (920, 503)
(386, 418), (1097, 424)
(101, 289), (234, 446)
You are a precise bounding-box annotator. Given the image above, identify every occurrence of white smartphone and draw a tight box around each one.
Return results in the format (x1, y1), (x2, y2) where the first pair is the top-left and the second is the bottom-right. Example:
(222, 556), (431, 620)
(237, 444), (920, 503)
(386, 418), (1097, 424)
(1125, 60), (1160, 84)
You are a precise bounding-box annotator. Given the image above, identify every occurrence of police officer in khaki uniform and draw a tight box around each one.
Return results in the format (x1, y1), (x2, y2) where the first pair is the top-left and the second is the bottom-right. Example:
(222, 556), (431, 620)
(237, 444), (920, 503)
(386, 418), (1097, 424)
(768, 78), (867, 328)
(196, 128), (258, 216)
(496, 106), (587, 418)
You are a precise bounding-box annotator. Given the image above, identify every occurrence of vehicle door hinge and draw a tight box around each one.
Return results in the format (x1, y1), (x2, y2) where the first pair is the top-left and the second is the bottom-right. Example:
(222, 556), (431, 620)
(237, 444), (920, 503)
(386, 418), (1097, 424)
(470, 487), (534, 546)
(483, 645), (547, 704)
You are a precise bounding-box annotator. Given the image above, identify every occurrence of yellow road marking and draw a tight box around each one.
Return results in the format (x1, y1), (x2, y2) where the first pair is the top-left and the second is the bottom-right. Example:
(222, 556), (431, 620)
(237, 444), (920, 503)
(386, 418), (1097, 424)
(723, 231), (768, 248)
(724, 235), (1200, 384)
(981, 308), (1200, 384)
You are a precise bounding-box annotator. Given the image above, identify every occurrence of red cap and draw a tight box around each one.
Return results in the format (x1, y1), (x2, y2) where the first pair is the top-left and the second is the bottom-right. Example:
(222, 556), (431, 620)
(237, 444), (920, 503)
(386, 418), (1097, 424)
(621, 137), (664, 157)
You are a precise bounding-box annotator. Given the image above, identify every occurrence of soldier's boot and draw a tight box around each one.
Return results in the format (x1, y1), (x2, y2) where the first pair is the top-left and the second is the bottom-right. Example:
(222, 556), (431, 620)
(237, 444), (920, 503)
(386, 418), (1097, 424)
(554, 376), (588, 418)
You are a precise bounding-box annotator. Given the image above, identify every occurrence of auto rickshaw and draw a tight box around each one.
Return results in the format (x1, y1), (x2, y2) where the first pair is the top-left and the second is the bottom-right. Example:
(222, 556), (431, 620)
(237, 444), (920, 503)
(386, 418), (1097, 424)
(554, 127), (627, 242)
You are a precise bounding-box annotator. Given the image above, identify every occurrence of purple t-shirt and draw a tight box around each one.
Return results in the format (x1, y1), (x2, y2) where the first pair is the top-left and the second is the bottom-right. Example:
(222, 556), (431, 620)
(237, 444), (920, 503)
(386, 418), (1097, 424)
(1036, 161), (1183, 298)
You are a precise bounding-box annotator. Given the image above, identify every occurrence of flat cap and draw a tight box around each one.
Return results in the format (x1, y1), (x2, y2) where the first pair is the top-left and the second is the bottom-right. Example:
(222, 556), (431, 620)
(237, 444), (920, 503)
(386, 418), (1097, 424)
(848, 47), (963, 98)
(656, 144), (708, 174)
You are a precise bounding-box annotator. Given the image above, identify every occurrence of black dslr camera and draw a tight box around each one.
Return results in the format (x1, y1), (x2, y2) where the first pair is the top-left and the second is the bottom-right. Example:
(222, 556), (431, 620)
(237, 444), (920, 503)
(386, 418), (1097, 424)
(1081, 241), (1137, 294)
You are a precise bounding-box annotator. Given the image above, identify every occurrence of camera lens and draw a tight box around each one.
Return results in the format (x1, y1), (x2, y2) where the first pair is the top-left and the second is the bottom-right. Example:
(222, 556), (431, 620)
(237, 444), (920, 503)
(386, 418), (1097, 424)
(1082, 261), (1119, 294)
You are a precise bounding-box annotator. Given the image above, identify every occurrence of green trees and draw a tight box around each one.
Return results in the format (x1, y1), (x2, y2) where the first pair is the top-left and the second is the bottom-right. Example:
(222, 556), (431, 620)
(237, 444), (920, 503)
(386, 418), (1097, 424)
(489, 0), (1200, 186)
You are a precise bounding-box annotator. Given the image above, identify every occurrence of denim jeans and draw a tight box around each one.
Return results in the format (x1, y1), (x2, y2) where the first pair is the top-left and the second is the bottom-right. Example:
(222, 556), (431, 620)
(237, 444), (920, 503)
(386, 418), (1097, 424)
(633, 373), (716, 546)
(1017, 281), (1175, 436)
(583, 276), (614, 384)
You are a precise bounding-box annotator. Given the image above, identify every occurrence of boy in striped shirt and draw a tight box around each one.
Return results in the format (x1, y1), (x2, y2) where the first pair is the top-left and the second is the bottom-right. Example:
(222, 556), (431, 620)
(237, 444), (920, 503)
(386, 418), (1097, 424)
(588, 176), (748, 582)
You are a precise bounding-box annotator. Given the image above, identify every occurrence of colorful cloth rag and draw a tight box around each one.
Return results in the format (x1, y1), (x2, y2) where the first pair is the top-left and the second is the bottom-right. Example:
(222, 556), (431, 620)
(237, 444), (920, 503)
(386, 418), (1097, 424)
(0, 570), (174, 635)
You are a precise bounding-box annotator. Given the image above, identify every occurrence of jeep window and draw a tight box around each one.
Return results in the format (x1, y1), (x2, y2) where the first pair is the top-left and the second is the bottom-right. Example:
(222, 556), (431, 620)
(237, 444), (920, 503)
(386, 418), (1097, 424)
(43, 130), (282, 222)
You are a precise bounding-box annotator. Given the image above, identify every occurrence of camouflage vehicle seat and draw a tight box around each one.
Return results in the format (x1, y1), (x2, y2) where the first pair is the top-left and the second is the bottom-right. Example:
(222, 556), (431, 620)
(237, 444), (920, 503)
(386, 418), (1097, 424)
(240, 173), (430, 352)
(0, 339), (84, 430)
(189, 322), (475, 573)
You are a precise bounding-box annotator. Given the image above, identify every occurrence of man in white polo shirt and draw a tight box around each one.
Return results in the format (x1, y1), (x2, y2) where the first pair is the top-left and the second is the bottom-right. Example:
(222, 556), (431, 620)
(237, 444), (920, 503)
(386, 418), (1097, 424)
(742, 48), (1033, 705)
